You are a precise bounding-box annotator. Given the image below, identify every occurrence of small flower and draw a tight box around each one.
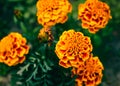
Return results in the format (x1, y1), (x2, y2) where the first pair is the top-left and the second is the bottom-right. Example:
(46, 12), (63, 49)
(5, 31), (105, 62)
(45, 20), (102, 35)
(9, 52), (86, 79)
(0, 32), (30, 66)
(55, 30), (93, 68)
(72, 54), (104, 86)
(38, 27), (54, 46)
(14, 9), (23, 20)
(36, 0), (72, 27)
(78, 0), (112, 33)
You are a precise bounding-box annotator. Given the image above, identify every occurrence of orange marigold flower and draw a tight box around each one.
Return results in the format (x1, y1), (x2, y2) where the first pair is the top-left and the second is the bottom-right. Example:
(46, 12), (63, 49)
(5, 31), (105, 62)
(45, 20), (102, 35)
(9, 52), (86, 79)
(55, 30), (93, 68)
(78, 0), (112, 33)
(36, 0), (72, 27)
(72, 55), (104, 86)
(0, 32), (30, 66)
(38, 27), (54, 46)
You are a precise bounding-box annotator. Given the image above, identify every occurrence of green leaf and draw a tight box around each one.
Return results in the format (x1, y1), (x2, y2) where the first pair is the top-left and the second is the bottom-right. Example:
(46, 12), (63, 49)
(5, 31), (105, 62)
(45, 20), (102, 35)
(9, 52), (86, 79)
(43, 61), (52, 71)
(26, 67), (38, 82)
(20, 22), (27, 32)
(39, 63), (47, 73)
(17, 64), (30, 76)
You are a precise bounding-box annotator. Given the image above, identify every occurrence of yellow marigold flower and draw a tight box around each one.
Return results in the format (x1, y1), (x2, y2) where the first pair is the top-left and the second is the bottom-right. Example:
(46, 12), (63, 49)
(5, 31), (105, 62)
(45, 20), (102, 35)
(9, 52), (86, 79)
(0, 32), (30, 66)
(55, 30), (93, 68)
(78, 0), (112, 33)
(36, 0), (72, 27)
(72, 55), (104, 86)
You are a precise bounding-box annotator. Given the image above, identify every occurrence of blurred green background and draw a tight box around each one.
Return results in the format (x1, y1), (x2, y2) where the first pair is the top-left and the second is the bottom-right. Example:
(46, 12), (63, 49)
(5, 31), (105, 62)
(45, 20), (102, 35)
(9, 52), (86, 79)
(0, 0), (120, 86)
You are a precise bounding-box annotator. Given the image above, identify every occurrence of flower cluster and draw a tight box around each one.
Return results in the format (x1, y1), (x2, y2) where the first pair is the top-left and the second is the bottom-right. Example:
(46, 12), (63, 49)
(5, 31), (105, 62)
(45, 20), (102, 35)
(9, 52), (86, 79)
(78, 0), (112, 33)
(55, 30), (93, 68)
(0, 32), (29, 66)
(72, 54), (104, 86)
(55, 30), (104, 86)
(36, 0), (72, 27)
(36, 0), (106, 85)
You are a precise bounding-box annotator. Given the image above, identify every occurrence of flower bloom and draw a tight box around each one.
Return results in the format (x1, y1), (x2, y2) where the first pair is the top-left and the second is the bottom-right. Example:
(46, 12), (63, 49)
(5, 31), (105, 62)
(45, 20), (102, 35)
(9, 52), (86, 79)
(78, 0), (112, 33)
(36, 0), (72, 27)
(72, 55), (104, 86)
(38, 27), (54, 46)
(55, 30), (93, 68)
(0, 32), (30, 66)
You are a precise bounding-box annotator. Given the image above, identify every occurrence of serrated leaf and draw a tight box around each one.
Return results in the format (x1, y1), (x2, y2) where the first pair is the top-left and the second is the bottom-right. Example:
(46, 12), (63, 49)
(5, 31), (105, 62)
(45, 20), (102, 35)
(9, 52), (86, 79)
(39, 63), (47, 73)
(29, 57), (36, 62)
(17, 64), (30, 76)
(26, 67), (38, 82)
(43, 61), (52, 71)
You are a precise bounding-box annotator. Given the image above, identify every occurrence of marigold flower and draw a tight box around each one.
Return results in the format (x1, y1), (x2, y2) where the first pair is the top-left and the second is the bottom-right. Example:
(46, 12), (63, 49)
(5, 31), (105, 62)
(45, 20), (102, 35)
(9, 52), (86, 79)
(38, 27), (54, 46)
(78, 0), (112, 33)
(36, 0), (72, 27)
(72, 55), (104, 86)
(0, 32), (30, 66)
(55, 30), (93, 68)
